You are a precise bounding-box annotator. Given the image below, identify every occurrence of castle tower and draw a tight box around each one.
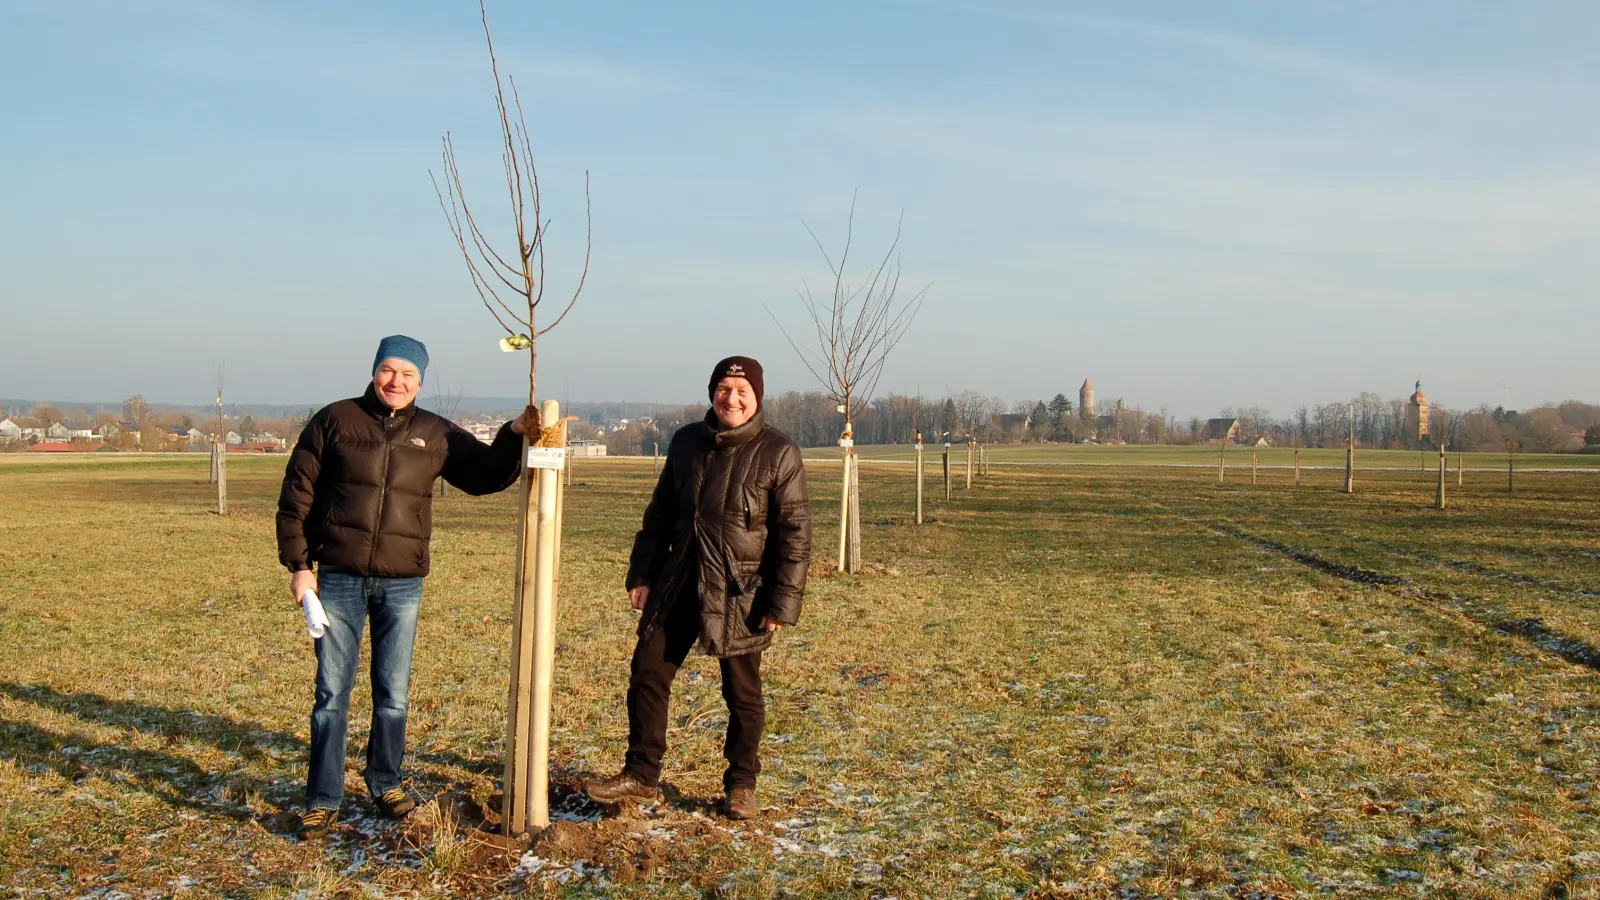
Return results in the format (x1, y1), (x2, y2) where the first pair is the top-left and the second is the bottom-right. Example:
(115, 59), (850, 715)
(1406, 379), (1430, 443)
(1079, 378), (1095, 419)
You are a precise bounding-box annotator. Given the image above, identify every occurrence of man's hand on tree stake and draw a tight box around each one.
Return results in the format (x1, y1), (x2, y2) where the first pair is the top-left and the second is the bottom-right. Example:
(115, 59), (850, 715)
(291, 569), (316, 605)
(628, 586), (648, 611)
(510, 405), (539, 436)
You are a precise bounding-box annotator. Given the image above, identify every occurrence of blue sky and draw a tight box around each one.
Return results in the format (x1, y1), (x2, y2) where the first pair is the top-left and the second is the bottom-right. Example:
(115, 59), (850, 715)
(1, 0), (1594, 416)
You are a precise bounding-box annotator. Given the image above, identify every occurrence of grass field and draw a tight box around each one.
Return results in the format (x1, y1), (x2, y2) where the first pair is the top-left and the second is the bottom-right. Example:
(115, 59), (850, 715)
(2, 453), (1598, 898)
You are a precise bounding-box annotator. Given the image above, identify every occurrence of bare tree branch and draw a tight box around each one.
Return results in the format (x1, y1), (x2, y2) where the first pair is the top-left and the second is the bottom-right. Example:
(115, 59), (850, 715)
(433, 0), (593, 407)
(774, 198), (929, 432)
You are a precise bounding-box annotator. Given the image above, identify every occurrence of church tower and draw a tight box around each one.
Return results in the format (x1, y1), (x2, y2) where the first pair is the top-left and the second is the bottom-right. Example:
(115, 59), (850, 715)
(1079, 378), (1095, 420)
(1406, 379), (1430, 445)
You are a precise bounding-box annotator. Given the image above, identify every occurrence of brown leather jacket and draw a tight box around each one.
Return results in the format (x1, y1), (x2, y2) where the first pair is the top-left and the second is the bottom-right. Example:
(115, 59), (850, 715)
(276, 385), (522, 577)
(627, 410), (812, 657)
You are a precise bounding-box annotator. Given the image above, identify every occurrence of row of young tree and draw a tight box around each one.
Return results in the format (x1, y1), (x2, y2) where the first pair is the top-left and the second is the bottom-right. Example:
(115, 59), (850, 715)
(577, 391), (1600, 455)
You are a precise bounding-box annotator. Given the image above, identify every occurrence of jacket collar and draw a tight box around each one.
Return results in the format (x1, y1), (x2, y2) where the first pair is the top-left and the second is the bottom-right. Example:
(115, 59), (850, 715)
(359, 383), (416, 421)
(704, 408), (764, 448)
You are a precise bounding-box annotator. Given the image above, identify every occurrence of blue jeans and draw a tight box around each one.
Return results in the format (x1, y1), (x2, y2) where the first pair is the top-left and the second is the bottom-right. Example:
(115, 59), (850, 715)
(305, 569), (423, 810)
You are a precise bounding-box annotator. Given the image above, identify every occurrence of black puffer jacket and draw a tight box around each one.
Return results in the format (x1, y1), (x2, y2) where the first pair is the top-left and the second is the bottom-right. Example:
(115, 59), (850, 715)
(276, 385), (523, 577)
(627, 411), (812, 657)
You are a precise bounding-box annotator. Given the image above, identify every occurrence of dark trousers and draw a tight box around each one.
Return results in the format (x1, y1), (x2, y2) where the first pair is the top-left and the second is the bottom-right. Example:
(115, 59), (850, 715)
(623, 596), (764, 791)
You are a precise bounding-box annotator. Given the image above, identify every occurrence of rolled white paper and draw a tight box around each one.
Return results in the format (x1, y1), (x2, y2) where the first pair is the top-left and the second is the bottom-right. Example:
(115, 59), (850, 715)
(301, 590), (330, 639)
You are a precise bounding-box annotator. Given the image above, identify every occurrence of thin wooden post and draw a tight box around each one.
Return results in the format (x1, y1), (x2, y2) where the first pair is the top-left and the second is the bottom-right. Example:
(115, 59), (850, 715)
(652, 441), (660, 476)
(217, 445), (227, 515)
(965, 440), (973, 490)
(837, 437), (851, 573)
(208, 442), (218, 484)
(554, 417), (568, 582)
(1344, 407), (1355, 494)
(1294, 446), (1301, 486)
(943, 442), (952, 501)
(1436, 442), (1447, 510)
(1457, 451), (1463, 487)
(1251, 446), (1257, 485)
(1507, 452), (1514, 493)
(914, 432), (924, 525)
(503, 399), (564, 835)
(502, 438), (537, 836)
(847, 451), (861, 572)
(1218, 446), (1225, 483)
(527, 399), (562, 830)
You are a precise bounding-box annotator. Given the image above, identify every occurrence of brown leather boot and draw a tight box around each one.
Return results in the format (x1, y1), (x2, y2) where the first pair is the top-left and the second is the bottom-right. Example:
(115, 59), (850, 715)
(723, 786), (758, 820)
(584, 772), (658, 804)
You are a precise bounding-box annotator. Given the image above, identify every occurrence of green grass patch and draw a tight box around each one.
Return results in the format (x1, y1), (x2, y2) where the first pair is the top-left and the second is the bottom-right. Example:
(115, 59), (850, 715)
(1, 455), (1597, 897)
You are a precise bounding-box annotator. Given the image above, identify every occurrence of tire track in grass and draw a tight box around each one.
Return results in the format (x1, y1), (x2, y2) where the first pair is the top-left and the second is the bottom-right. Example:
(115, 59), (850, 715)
(1246, 506), (1600, 603)
(1152, 502), (1600, 673)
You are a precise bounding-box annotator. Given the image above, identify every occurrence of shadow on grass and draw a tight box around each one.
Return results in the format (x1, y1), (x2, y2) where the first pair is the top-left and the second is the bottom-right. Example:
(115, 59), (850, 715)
(0, 717), (270, 820)
(1196, 527), (1600, 672)
(0, 682), (501, 829)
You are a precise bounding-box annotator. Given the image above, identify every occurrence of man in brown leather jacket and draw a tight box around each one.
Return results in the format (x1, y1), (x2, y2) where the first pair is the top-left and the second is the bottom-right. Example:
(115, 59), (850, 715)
(277, 334), (534, 838)
(586, 355), (812, 820)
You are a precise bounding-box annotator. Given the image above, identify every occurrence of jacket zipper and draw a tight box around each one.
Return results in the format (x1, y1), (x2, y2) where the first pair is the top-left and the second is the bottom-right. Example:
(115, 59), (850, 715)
(368, 406), (396, 573)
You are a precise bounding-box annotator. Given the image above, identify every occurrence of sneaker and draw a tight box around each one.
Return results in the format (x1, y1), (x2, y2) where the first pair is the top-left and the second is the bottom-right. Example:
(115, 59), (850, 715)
(583, 772), (658, 804)
(375, 788), (416, 819)
(298, 806), (340, 838)
(723, 787), (758, 820)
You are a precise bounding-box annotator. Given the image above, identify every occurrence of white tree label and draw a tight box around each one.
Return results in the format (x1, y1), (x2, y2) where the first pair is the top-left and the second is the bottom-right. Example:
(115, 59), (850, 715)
(526, 447), (566, 470)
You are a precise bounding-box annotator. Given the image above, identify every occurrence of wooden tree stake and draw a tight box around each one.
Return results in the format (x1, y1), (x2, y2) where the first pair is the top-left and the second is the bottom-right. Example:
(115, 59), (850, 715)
(1344, 406), (1355, 494)
(914, 432), (924, 525)
(943, 442), (952, 501)
(1436, 443), (1447, 510)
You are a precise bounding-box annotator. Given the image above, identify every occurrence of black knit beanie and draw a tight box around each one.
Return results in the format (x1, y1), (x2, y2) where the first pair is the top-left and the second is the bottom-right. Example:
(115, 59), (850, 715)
(708, 356), (764, 408)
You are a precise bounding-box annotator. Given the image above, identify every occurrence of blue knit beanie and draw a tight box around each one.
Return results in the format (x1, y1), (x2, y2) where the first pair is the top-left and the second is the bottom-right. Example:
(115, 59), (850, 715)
(373, 335), (429, 383)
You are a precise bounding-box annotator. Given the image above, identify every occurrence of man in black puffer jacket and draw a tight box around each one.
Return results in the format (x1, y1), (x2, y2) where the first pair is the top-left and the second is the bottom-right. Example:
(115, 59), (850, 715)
(277, 334), (533, 838)
(586, 355), (812, 820)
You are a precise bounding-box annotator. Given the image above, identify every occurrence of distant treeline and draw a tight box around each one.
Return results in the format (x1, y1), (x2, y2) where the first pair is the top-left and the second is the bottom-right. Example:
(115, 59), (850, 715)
(574, 391), (1600, 455)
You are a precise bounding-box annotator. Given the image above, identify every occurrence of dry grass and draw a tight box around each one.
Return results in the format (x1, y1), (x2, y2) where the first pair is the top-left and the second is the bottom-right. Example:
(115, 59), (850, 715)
(1, 453), (1598, 897)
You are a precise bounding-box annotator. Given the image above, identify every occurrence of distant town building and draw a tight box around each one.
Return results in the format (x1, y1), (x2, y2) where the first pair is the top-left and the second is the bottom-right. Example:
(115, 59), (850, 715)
(1203, 418), (1242, 445)
(1079, 379), (1095, 420)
